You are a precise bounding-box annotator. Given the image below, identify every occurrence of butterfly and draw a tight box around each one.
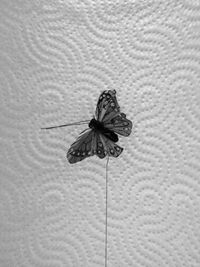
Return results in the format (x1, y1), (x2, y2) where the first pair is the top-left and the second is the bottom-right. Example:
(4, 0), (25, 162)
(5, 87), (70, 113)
(65, 90), (132, 163)
(42, 90), (132, 163)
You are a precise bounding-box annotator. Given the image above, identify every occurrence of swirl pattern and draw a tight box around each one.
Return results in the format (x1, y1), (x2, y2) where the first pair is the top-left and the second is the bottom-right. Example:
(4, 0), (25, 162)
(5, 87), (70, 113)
(0, 0), (200, 266)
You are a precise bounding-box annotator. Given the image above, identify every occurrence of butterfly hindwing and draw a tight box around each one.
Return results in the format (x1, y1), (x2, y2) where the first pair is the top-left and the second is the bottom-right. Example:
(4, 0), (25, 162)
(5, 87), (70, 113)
(99, 133), (123, 157)
(67, 129), (96, 164)
(95, 134), (107, 159)
(103, 112), (132, 137)
(95, 90), (120, 122)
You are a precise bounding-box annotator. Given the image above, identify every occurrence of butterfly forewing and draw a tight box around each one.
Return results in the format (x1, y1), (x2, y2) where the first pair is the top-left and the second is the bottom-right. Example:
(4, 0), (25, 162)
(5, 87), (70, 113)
(96, 90), (132, 136)
(95, 90), (120, 122)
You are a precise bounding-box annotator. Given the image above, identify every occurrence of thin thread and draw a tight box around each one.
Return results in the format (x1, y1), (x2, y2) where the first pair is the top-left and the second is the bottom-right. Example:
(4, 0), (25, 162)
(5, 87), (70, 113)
(105, 156), (109, 267)
(41, 120), (90, 130)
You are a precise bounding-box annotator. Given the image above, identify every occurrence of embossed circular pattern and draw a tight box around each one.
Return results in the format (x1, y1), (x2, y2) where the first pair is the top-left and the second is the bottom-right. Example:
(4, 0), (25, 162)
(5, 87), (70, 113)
(0, 0), (200, 266)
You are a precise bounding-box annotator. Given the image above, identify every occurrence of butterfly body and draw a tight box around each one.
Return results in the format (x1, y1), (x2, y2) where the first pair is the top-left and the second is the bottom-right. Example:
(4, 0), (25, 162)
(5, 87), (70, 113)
(89, 118), (118, 143)
(67, 90), (132, 164)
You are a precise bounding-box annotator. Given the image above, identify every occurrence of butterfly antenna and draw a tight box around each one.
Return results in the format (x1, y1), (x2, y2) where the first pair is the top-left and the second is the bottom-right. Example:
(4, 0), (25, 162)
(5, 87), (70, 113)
(105, 155), (109, 267)
(41, 120), (90, 130)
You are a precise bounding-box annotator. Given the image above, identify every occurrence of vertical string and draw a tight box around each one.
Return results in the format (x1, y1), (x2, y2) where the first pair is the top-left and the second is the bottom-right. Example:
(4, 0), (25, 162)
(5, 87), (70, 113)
(105, 156), (109, 267)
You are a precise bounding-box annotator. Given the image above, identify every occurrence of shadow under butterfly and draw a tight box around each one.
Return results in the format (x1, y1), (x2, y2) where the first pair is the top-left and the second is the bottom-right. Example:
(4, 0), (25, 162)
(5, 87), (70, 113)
(41, 90), (133, 163)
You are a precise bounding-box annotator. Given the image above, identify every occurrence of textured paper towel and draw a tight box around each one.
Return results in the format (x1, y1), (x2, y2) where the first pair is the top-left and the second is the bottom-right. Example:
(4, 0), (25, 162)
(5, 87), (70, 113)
(0, 0), (200, 266)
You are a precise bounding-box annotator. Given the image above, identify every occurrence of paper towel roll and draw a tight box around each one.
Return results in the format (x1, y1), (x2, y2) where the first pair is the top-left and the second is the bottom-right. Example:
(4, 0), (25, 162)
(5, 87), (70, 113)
(0, 0), (200, 266)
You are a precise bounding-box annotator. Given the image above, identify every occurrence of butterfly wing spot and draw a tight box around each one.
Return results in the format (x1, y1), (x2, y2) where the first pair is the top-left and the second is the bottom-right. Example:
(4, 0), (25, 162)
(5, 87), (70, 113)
(96, 149), (106, 158)
(98, 142), (103, 147)
(69, 148), (74, 153)
(121, 113), (126, 118)
(110, 102), (115, 107)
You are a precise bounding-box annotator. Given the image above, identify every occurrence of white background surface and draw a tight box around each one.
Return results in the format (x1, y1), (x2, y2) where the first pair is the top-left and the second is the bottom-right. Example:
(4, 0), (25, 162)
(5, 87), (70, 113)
(1, 0), (200, 266)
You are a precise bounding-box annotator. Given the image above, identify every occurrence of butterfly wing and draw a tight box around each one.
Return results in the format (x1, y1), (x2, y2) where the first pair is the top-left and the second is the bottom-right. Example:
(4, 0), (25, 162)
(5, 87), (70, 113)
(103, 112), (132, 137)
(99, 133), (123, 157)
(95, 90), (120, 122)
(95, 90), (132, 136)
(67, 129), (107, 163)
(67, 129), (96, 164)
(94, 133), (107, 159)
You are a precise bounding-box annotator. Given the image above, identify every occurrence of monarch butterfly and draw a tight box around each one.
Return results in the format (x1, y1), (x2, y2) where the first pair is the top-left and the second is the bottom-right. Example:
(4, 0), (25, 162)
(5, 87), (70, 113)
(42, 90), (132, 163)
